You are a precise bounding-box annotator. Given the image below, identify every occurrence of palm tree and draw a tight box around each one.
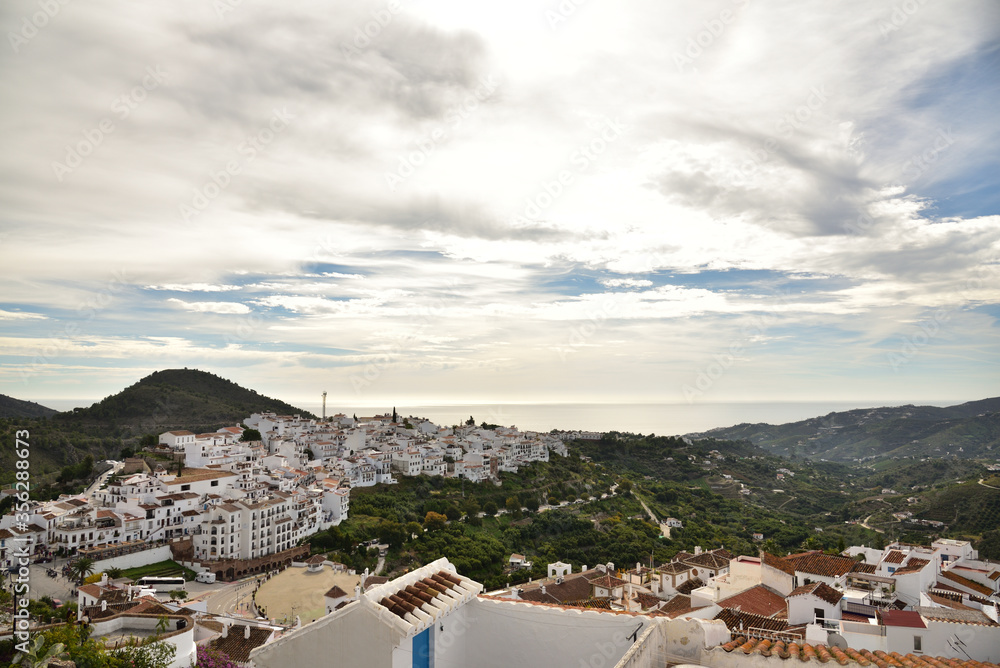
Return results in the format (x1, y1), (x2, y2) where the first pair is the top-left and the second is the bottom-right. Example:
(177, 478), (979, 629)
(105, 566), (124, 579)
(68, 557), (95, 584)
(12, 635), (69, 667)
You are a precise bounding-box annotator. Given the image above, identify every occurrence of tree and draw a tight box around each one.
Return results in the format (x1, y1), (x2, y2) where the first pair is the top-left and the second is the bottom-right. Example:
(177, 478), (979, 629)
(444, 504), (462, 522)
(466, 416), (476, 426)
(377, 520), (407, 549)
(11, 635), (68, 667)
(106, 567), (124, 579)
(505, 496), (520, 513)
(69, 557), (95, 584)
(424, 511), (448, 532)
(240, 428), (262, 442)
(837, 535), (847, 554)
(483, 500), (498, 516)
(405, 521), (423, 539)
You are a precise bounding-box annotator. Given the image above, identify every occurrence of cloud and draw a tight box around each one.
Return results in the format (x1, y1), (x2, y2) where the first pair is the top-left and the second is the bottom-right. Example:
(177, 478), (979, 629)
(167, 298), (251, 314)
(0, 309), (47, 320)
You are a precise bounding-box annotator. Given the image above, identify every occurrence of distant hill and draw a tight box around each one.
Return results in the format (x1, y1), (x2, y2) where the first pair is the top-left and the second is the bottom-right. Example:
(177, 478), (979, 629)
(0, 393), (56, 418)
(0, 369), (314, 488)
(686, 398), (1000, 462)
(52, 368), (315, 433)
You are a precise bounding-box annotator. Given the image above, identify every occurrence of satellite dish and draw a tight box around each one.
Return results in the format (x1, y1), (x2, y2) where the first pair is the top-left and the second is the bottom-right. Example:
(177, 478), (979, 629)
(828, 633), (848, 650)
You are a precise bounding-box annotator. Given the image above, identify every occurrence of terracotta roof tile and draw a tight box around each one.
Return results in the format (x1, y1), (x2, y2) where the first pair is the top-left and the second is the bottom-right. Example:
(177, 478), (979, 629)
(851, 562), (877, 574)
(789, 581), (843, 606)
(714, 609), (799, 637)
(675, 576), (706, 595)
(716, 638), (1000, 668)
(883, 550), (906, 564)
(762, 552), (797, 576)
(940, 570), (994, 597)
(209, 625), (273, 663)
(718, 584), (788, 617)
(784, 551), (856, 578)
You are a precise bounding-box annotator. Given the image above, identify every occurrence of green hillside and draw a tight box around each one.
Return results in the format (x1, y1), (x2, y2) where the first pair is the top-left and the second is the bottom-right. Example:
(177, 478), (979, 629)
(689, 399), (1000, 462)
(0, 393), (57, 418)
(0, 368), (313, 491)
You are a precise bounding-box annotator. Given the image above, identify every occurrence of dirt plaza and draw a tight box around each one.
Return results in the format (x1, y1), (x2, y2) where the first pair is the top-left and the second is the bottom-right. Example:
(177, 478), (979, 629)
(254, 565), (362, 624)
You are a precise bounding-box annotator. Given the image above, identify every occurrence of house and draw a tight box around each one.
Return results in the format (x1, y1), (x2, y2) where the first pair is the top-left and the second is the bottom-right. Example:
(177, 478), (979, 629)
(786, 581), (843, 625)
(508, 553), (532, 570)
(324, 584), (353, 614)
(249, 558), (646, 668)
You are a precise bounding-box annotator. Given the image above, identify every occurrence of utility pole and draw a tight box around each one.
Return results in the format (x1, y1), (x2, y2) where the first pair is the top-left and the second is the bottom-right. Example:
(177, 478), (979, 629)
(322, 391), (327, 421)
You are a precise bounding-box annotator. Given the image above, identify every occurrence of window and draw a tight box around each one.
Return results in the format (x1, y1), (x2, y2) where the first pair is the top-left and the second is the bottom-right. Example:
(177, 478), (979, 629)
(913, 636), (922, 652)
(211, 480), (219, 487)
(814, 608), (824, 621)
(181, 484), (191, 491)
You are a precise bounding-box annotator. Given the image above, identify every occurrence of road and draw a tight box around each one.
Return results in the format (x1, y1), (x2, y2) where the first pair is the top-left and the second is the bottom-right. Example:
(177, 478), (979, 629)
(979, 478), (1000, 490)
(83, 461), (124, 501)
(205, 575), (266, 617)
(860, 514), (885, 533)
(635, 495), (658, 524)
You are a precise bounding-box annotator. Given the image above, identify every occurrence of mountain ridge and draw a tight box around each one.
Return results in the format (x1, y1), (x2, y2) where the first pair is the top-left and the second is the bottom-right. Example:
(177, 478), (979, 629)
(686, 397), (1000, 462)
(0, 393), (57, 418)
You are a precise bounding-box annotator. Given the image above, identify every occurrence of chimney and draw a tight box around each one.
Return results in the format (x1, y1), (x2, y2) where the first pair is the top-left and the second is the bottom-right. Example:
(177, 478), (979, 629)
(355, 585), (362, 599)
(636, 562), (641, 572)
(101, 573), (109, 586)
(581, 565), (587, 573)
(244, 625), (251, 640)
(694, 546), (702, 556)
(101, 600), (107, 611)
(222, 625), (228, 638)
(541, 585), (546, 595)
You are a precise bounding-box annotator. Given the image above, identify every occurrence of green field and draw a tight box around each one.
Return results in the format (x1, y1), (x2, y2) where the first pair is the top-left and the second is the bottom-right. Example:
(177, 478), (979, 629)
(120, 560), (196, 582)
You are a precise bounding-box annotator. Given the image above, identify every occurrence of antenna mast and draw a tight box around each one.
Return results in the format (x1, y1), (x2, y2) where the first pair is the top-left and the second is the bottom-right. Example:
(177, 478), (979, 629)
(322, 390), (327, 420)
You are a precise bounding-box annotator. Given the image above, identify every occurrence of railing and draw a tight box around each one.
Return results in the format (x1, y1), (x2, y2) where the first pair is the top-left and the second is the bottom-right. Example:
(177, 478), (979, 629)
(843, 602), (879, 617)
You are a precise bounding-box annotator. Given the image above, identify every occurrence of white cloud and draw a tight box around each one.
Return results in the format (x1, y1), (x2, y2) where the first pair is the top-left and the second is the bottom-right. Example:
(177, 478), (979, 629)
(167, 298), (251, 315)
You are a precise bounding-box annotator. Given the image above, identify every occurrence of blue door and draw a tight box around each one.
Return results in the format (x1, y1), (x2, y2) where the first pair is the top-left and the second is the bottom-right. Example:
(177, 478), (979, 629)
(413, 627), (431, 668)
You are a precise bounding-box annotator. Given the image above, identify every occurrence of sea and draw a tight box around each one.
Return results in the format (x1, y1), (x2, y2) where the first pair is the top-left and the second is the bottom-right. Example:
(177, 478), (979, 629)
(286, 400), (963, 436)
(37, 398), (965, 436)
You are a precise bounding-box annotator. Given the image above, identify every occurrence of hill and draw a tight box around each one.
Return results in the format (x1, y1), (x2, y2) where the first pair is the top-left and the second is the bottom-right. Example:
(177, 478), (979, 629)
(686, 398), (1000, 462)
(0, 393), (56, 418)
(0, 368), (313, 491)
(51, 368), (314, 432)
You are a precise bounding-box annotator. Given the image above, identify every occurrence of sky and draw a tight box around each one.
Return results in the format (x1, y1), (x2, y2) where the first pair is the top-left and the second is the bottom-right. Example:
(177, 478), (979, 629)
(0, 0), (998, 412)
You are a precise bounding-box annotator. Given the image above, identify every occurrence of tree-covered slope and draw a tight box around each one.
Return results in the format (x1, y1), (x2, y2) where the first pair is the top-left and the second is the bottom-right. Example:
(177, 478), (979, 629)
(687, 399), (1000, 462)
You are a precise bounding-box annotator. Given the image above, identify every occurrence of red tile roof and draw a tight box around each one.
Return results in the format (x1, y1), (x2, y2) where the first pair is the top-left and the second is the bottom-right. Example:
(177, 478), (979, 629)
(788, 581), (843, 606)
(324, 585), (349, 599)
(940, 569), (994, 596)
(716, 637), (1000, 668)
(718, 584), (787, 617)
(883, 549), (906, 564)
(676, 577), (705, 595)
(761, 552), (796, 576)
(850, 562), (877, 574)
(209, 625), (273, 663)
(519, 573), (593, 604)
(892, 557), (930, 576)
(378, 571), (468, 621)
(587, 573), (627, 589)
(714, 608), (799, 637)
(878, 609), (926, 628)
(784, 551), (856, 578)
